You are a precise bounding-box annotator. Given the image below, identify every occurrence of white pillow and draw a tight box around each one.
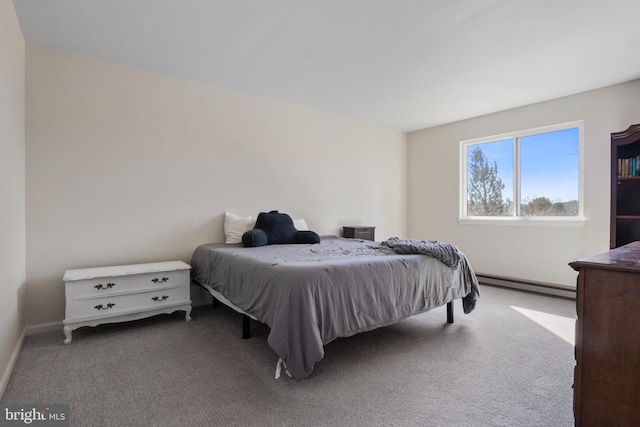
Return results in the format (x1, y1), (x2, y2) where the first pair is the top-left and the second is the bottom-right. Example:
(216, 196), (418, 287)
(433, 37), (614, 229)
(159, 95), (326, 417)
(224, 212), (256, 244)
(293, 218), (309, 231)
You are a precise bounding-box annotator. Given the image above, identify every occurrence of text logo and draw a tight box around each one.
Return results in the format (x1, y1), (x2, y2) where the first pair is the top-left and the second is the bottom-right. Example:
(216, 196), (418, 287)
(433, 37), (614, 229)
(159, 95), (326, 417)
(1, 405), (69, 427)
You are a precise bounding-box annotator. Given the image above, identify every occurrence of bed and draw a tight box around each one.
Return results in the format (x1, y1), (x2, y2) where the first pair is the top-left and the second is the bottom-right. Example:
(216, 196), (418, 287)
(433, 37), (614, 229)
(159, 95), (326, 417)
(190, 235), (479, 381)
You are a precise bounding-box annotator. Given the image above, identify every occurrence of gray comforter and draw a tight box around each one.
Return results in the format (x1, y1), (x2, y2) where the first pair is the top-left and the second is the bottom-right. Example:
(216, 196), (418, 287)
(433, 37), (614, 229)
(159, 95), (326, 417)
(190, 236), (479, 381)
(378, 237), (479, 313)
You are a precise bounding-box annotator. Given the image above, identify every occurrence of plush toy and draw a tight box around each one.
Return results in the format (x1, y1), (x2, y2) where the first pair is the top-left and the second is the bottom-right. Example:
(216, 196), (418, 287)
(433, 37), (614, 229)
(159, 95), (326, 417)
(242, 210), (320, 247)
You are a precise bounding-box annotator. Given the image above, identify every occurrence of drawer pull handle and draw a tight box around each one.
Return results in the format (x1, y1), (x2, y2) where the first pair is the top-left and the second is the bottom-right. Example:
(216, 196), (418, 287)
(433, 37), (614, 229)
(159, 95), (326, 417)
(151, 277), (169, 283)
(95, 303), (115, 310)
(95, 282), (115, 290)
(152, 295), (169, 302)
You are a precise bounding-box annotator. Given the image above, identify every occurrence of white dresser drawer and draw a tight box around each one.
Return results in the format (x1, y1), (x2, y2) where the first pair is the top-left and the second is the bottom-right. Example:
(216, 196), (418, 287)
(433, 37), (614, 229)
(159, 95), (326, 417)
(68, 286), (188, 319)
(63, 260), (192, 344)
(69, 269), (188, 299)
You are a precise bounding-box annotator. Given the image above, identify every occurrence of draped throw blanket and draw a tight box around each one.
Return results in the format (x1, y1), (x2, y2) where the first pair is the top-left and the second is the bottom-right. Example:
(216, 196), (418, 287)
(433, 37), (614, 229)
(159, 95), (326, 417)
(378, 237), (480, 314)
(380, 237), (461, 268)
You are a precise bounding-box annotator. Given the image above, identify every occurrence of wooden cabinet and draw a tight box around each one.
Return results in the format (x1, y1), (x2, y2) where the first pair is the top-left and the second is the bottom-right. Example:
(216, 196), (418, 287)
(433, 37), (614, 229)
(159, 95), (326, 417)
(63, 261), (192, 343)
(569, 243), (640, 426)
(611, 124), (640, 248)
(342, 226), (375, 241)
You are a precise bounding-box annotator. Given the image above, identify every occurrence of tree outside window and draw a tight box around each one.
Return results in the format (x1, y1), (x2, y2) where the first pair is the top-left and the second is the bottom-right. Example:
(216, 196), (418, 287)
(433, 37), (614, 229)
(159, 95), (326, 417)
(467, 147), (509, 216)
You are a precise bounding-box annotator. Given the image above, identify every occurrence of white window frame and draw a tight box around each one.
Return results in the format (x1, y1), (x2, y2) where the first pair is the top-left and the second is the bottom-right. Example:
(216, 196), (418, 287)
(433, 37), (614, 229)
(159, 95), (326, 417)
(459, 120), (585, 227)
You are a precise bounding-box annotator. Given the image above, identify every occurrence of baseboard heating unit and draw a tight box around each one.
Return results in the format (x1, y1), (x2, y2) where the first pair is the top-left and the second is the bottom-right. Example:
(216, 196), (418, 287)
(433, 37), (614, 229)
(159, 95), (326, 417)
(476, 273), (576, 299)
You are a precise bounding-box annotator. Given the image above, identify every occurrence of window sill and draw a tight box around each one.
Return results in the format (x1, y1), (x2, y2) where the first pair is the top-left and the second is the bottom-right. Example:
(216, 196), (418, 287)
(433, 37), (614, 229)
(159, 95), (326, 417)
(458, 216), (586, 227)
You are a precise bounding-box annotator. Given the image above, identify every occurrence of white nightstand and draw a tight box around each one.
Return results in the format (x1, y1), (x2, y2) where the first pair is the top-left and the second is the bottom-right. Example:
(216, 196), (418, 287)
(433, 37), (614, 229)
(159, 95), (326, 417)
(63, 261), (192, 344)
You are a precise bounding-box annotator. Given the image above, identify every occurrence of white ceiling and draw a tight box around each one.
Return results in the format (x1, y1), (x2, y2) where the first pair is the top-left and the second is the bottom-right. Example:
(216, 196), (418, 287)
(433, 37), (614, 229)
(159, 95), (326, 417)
(13, 0), (640, 132)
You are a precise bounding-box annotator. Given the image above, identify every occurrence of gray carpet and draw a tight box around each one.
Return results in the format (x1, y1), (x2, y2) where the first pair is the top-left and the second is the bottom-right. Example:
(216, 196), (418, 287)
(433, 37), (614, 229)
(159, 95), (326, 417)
(2, 285), (575, 426)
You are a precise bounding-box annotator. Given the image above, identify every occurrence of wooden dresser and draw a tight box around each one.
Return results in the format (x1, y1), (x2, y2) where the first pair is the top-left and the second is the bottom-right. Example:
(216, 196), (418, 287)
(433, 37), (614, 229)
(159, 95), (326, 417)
(569, 243), (640, 426)
(63, 261), (192, 344)
(342, 226), (375, 241)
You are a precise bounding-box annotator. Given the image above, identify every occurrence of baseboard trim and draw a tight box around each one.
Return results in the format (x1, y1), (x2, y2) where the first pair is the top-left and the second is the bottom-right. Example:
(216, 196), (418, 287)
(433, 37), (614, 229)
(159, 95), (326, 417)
(0, 329), (26, 401)
(26, 321), (63, 336)
(477, 273), (576, 299)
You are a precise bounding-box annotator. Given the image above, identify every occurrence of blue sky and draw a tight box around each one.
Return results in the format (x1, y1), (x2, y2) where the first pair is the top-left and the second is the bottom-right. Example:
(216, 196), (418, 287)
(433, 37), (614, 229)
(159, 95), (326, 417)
(468, 127), (579, 203)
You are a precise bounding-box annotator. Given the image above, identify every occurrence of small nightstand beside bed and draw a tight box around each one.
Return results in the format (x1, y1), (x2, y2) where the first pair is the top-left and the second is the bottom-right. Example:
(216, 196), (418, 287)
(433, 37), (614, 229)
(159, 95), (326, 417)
(190, 215), (479, 381)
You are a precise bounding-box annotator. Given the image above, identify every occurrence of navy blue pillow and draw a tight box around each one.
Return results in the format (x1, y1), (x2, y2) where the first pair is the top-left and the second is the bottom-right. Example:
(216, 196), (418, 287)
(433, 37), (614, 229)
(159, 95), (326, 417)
(253, 210), (298, 244)
(296, 230), (321, 244)
(242, 229), (268, 247)
(241, 211), (321, 247)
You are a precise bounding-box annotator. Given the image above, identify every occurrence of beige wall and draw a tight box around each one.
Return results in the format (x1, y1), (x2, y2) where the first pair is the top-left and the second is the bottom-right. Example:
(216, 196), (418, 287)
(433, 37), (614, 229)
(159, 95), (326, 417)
(408, 80), (640, 287)
(0, 0), (26, 389)
(25, 45), (407, 325)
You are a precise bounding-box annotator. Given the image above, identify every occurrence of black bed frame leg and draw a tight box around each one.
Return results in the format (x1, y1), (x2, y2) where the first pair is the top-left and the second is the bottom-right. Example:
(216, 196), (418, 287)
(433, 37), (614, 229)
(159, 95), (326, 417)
(446, 301), (454, 324)
(242, 314), (251, 339)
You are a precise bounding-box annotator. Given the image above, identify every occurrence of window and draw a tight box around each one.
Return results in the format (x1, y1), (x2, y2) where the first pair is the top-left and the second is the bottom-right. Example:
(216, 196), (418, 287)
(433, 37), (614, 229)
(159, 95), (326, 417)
(460, 121), (583, 224)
